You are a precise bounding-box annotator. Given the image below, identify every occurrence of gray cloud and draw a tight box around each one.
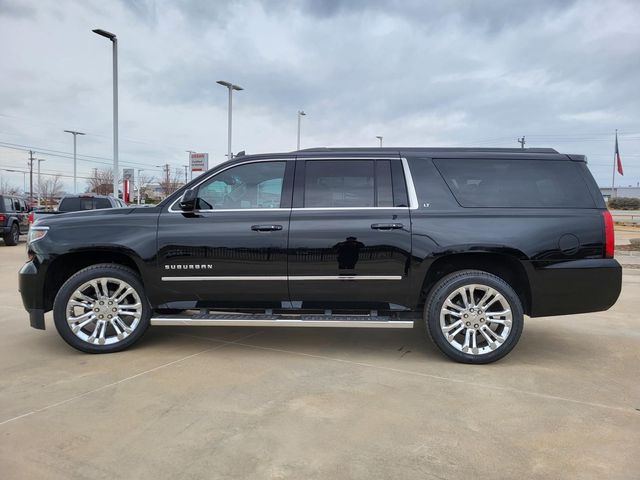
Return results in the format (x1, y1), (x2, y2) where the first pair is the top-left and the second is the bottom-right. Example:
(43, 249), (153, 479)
(0, 0), (639, 192)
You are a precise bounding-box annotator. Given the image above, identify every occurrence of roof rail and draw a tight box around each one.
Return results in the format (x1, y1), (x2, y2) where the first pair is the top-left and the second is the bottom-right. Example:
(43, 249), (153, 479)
(296, 147), (559, 154)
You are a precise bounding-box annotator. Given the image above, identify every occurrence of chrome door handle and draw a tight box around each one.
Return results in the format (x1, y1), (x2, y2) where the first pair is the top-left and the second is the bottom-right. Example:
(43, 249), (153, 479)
(251, 224), (283, 232)
(371, 223), (404, 230)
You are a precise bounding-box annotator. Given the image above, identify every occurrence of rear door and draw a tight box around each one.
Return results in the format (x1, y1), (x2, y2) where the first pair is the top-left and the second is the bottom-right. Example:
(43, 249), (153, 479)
(287, 157), (414, 309)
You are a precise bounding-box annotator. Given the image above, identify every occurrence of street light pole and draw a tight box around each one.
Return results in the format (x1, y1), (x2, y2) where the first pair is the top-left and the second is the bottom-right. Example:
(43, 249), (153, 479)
(216, 80), (243, 160)
(92, 28), (118, 199)
(37, 158), (45, 207)
(64, 130), (86, 194)
(376, 136), (383, 148)
(186, 150), (195, 182)
(136, 168), (144, 205)
(297, 110), (306, 150)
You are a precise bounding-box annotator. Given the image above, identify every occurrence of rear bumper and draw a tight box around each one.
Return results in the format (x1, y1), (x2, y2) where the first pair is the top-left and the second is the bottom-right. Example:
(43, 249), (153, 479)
(528, 258), (622, 317)
(19, 260), (47, 329)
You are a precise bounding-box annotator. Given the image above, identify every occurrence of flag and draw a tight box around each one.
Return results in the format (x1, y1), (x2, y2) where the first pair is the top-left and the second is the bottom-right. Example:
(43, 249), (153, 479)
(615, 132), (624, 175)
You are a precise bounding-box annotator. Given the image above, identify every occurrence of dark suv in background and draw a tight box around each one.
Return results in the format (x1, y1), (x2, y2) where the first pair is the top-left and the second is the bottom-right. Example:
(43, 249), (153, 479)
(1, 194), (29, 246)
(20, 148), (621, 363)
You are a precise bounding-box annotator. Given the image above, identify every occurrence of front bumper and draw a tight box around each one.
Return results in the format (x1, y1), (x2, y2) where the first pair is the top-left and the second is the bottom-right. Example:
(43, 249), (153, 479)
(528, 258), (622, 317)
(19, 260), (47, 329)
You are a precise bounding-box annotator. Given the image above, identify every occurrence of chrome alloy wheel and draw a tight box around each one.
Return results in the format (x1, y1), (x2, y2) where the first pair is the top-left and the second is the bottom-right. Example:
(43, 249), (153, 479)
(439, 284), (513, 355)
(65, 277), (143, 346)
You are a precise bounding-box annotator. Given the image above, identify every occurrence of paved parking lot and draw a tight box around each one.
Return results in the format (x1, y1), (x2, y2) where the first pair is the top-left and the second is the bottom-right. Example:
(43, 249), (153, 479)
(0, 241), (639, 479)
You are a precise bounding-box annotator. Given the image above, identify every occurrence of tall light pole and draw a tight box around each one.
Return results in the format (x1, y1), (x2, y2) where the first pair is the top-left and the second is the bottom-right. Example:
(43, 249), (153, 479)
(376, 136), (383, 147)
(92, 28), (118, 199)
(186, 150), (195, 181)
(136, 168), (144, 205)
(216, 80), (243, 160)
(36, 158), (45, 207)
(297, 110), (306, 150)
(64, 130), (85, 193)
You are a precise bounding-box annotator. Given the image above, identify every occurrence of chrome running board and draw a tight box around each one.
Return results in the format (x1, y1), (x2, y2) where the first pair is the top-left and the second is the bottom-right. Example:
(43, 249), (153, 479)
(151, 312), (414, 329)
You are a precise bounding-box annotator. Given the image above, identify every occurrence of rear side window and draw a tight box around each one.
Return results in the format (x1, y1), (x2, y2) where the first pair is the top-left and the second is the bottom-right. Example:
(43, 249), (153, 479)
(305, 160), (375, 208)
(94, 198), (112, 209)
(4, 197), (13, 212)
(434, 159), (595, 208)
(302, 159), (407, 208)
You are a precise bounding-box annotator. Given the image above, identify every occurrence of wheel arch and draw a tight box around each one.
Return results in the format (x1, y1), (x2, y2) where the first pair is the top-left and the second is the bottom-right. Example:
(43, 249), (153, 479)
(420, 252), (532, 315)
(43, 250), (144, 311)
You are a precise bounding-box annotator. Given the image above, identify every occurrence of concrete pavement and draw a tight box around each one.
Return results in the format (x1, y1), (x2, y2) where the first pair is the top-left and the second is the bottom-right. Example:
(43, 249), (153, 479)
(0, 241), (638, 479)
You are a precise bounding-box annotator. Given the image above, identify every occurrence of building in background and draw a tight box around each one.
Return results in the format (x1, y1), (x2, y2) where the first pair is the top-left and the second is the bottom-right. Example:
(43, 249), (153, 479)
(600, 186), (640, 203)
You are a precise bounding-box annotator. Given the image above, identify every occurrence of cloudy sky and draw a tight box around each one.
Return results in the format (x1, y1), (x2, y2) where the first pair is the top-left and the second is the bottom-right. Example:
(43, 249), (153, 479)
(0, 0), (639, 193)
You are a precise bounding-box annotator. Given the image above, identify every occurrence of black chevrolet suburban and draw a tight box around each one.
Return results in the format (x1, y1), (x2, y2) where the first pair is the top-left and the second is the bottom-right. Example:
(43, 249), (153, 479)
(19, 148), (622, 363)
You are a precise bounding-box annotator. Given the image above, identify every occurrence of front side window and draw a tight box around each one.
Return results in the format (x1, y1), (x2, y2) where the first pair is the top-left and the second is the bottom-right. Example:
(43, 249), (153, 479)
(196, 161), (286, 210)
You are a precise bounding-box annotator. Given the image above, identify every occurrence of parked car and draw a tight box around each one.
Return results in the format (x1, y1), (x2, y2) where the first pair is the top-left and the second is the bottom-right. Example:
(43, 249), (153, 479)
(1, 194), (29, 246)
(29, 194), (128, 224)
(19, 147), (622, 363)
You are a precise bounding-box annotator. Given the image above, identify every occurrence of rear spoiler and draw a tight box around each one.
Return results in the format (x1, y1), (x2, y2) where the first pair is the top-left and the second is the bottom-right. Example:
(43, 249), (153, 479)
(566, 154), (587, 162)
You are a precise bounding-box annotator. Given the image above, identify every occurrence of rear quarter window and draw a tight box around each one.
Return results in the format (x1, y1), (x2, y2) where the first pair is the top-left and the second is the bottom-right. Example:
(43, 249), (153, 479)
(434, 159), (595, 208)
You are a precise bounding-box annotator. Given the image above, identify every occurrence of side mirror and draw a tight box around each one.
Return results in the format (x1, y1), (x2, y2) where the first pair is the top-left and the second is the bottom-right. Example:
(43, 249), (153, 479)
(178, 188), (197, 211)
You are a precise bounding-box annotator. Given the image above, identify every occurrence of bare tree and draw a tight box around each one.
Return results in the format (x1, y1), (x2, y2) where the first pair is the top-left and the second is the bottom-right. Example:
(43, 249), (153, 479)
(159, 167), (184, 197)
(39, 175), (64, 207)
(0, 176), (21, 195)
(86, 168), (114, 195)
(137, 172), (155, 202)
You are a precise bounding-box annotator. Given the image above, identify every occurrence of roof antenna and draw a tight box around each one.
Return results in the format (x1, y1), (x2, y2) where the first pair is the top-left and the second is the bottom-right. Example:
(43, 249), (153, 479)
(517, 136), (526, 149)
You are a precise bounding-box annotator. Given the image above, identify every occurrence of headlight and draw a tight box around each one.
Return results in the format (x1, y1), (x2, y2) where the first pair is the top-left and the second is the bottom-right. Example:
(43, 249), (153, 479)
(27, 226), (49, 244)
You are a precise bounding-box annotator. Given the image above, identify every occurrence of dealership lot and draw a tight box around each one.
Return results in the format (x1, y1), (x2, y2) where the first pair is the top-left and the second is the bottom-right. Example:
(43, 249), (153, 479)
(0, 242), (638, 479)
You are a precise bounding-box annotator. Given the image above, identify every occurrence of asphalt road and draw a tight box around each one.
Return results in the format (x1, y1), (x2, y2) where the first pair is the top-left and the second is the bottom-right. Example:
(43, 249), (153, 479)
(0, 241), (639, 479)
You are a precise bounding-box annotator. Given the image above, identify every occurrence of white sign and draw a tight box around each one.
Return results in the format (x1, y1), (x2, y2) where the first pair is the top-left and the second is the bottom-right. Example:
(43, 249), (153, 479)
(190, 153), (209, 173)
(123, 168), (135, 182)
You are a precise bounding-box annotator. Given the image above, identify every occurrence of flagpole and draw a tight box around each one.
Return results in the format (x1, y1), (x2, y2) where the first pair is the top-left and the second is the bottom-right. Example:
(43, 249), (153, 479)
(611, 129), (617, 200)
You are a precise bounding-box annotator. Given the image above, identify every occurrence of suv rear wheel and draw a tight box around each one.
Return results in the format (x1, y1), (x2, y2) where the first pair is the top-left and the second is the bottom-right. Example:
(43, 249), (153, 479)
(424, 270), (524, 364)
(53, 264), (150, 353)
(3, 222), (19, 246)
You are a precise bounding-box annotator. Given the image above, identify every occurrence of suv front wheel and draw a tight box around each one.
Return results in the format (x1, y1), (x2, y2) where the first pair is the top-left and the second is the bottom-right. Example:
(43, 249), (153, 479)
(53, 264), (150, 353)
(424, 270), (524, 364)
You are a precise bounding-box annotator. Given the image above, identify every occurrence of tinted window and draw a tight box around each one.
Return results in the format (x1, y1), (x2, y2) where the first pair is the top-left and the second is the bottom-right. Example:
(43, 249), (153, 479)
(196, 161), (286, 210)
(376, 160), (393, 207)
(434, 159), (595, 208)
(390, 161), (409, 207)
(304, 160), (375, 208)
(95, 198), (112, 209)
(58, 198), (99, 212)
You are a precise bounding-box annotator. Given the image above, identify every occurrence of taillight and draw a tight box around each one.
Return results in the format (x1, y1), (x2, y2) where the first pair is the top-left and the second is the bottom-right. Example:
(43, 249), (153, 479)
(28, 212), (34, 224)
(0, 214), (5, 222)
(602, 210), (614, 258)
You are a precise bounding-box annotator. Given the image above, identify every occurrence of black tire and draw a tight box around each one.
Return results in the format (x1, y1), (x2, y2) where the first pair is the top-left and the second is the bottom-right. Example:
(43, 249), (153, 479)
(424, 270), (524, 364)
(53, 264), (150, 353)
(3, 222), (19, 246)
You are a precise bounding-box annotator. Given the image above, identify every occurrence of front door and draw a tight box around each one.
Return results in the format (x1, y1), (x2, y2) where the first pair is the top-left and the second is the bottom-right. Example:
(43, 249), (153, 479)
(155, 159), (293, 309)
(287, 158), (413, 310)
